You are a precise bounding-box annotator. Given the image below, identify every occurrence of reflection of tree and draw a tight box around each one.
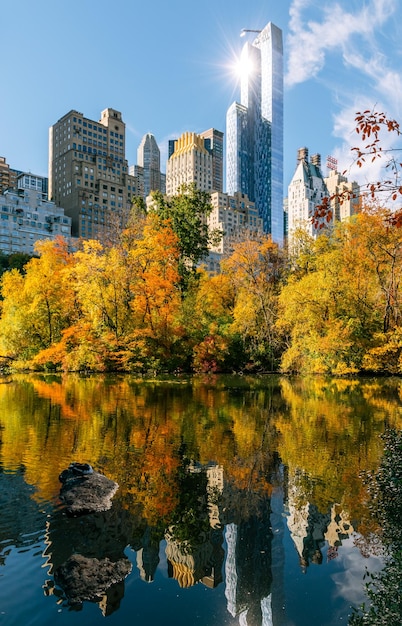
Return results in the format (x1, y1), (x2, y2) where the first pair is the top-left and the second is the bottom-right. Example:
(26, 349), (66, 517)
(2, 374), (402, 622)
(277, 377), (399, 518)
(167, 459), (210, 549)
(349, 429), (402, 626)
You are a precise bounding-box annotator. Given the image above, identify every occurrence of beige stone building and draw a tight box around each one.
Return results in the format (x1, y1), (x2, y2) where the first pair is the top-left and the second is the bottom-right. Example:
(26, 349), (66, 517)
(49, 108), (142, 240)
(324, 169), (360, 222)
(0, 157), (18, 195)
(208, 191), (263, 255)
(166, 131), (213, 196)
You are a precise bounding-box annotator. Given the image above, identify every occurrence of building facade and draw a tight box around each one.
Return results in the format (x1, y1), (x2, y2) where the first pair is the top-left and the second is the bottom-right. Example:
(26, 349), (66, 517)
(199, 128), (224, 193)
(287, 148), (329, 246)
(136, 133), (165, 198)
(226, 22), (283, 243)
(166, 131), (214, 196)
(208, 191), (263, 255)
(0, 157), (18, 195)
(49, 108), (142, 239)
(167, 128), (224, 196)
(324, 168), (360, 222)
(129, 133), (166, 201)
(0, 186), (72, 256)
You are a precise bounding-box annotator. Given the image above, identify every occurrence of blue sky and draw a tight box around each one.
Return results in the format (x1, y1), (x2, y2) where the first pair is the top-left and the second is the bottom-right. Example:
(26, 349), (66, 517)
(1, 0), (401, 192)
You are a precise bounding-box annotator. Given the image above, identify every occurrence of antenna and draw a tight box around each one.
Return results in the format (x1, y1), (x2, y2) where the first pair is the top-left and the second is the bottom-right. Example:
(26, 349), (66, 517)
(240, 28), (262, 37)
(326, 155), (338, 171)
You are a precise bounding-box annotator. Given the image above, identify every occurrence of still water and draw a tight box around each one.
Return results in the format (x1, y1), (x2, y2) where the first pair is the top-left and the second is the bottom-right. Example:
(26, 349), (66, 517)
(0, 373), (400, 626)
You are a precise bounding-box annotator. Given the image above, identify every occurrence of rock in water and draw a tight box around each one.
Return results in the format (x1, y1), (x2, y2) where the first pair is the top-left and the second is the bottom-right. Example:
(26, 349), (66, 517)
(59, 463), (119, 515)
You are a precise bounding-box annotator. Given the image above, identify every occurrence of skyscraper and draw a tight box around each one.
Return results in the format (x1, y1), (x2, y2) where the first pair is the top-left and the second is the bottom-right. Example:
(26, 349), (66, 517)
(199, 128), (224, 193)
(226, 22), (283, 243)
(136, 133), (165, 198)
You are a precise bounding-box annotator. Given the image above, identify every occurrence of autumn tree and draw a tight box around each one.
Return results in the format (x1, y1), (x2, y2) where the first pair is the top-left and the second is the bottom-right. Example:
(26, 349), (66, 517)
(63, 213), (184, 372)
(278, 210), (402, 375)
(221, 235), (287, 371)
(313, 109), (402, 228)
(185, 269), (238, 372)
(0, 237), (75, 362)
(0, 251), (32, 277)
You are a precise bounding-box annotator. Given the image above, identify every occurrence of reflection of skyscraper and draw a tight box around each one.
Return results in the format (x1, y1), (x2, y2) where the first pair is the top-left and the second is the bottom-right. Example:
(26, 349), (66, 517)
(226, 22), (283, 243)
(224, 508), (273, 625)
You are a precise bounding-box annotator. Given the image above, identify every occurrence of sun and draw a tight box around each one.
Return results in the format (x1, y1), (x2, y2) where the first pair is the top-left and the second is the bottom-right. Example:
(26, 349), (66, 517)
(235, 46), (256, 81)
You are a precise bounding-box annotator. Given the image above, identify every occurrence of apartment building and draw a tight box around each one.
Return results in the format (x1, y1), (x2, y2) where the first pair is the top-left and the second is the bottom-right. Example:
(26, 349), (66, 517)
(0, 185), (72, 255)
(49, 108), (142, 239)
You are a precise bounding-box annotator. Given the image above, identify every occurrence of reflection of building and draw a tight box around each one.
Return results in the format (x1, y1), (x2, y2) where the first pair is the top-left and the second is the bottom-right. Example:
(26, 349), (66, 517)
(225, 516), (273, 625)
(226, 22), (284, 242)
(136, 527), (160, 583)
(165, 531), (223, 589)
(206, 463), (224, 529)
(286, 470), (354, 570)
(165, 461), (225, 589)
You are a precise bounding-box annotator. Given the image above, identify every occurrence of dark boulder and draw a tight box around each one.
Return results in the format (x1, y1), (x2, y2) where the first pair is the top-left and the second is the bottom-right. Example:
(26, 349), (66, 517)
(59, 463), (118, 516)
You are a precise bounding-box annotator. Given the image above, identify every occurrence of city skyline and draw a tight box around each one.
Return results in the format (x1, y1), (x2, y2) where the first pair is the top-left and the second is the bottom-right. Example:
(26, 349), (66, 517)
(1, 1), (401, 194)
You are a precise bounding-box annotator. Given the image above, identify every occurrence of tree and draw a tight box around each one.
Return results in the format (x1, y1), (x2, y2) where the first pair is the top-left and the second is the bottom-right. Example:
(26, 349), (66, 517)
(0, 251), (32, 277)
(313, 109), (402, 228)
(277, 219), (387, 375)
(221, 235), (286, 371)
(0, 237), (75, 362)
(57, 214), (183, 372)
(349, 429), (402, 626)
(148, 184), (222, 291)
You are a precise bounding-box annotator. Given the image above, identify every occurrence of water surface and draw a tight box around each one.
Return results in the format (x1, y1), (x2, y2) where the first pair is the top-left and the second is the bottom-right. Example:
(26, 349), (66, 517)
(0, 374), (399, 625)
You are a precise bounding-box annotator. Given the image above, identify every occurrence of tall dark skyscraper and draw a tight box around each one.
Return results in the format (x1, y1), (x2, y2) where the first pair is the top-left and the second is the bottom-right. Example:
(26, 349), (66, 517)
(226, 22), (283, 243)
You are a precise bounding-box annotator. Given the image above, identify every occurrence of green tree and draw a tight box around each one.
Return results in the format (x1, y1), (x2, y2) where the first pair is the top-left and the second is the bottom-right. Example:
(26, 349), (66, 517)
(149, 184), (222, 291)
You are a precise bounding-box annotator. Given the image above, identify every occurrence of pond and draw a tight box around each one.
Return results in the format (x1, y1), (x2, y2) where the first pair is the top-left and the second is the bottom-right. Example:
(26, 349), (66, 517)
(0, 373), (400, 626)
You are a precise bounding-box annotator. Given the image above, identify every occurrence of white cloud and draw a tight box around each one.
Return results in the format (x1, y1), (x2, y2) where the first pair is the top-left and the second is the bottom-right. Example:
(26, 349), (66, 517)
(286, 0), (402, 201)
(285, 0), (398, 88)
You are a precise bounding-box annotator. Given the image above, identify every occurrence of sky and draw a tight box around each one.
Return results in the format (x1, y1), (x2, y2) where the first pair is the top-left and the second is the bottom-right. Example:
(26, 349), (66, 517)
(1, 0), (402, 193)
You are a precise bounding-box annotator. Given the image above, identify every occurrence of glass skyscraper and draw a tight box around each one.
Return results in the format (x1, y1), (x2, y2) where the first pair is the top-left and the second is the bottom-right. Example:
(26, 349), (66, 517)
(226, 22), (283, 243)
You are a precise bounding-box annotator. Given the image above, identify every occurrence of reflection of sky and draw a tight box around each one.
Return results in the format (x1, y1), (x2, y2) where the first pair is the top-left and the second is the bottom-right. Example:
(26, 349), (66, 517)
(282, 526), (385, 626)
(330, 535), (384, 606)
